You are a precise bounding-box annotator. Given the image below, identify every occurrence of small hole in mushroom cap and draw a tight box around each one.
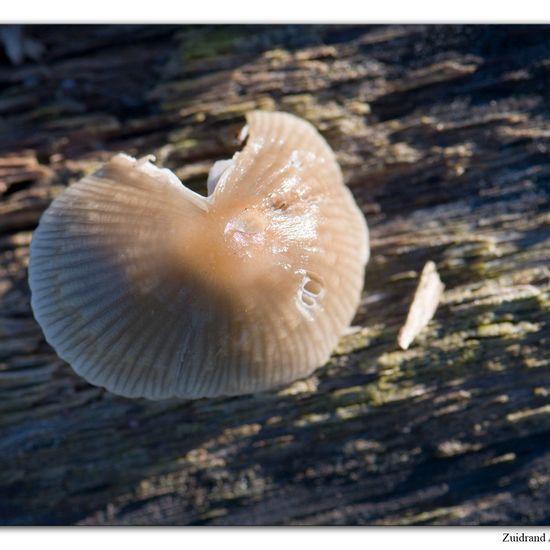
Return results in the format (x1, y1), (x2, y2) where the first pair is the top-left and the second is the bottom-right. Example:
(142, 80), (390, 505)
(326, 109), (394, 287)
(271, 196), (289, 211)
(303, 274), (324, 297)
(297, 271), (325, 317)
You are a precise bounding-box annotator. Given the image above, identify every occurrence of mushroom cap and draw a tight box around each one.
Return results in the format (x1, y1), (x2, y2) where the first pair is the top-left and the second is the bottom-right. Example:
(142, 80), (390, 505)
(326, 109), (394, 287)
(28, 111), (369, 399)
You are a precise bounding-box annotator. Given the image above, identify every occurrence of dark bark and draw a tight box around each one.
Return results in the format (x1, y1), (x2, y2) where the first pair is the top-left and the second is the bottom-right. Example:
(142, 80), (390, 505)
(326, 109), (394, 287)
(0, 24), (549, 525)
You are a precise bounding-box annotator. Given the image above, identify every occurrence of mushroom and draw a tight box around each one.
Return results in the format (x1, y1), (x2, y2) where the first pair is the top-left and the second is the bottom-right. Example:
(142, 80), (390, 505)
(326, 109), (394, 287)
(28, 111), (369, 399)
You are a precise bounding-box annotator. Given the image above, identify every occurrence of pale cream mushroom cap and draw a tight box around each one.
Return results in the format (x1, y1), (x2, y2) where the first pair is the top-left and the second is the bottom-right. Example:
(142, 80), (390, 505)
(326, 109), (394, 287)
(28, 111), (369, 399)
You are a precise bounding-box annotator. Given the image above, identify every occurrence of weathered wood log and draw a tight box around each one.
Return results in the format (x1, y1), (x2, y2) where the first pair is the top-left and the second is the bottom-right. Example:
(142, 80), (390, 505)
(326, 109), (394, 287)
(0, 24), (549, 525)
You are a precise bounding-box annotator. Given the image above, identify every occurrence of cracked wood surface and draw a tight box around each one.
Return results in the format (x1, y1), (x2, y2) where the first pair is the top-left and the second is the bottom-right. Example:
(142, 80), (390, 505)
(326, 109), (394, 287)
(0, 24), (549, 525)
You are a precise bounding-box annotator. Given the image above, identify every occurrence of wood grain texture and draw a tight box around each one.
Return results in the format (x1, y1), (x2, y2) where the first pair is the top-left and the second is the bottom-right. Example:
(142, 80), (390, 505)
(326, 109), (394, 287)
(0, 24), (549, 525)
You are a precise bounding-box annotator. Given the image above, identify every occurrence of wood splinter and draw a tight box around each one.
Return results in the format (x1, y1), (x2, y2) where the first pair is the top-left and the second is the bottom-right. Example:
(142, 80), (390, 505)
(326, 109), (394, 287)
(397, 261), (445, 350)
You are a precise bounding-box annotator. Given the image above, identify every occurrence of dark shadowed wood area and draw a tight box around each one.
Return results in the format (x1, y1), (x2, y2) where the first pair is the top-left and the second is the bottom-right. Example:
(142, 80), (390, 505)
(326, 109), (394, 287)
(0, 24), (549, 525)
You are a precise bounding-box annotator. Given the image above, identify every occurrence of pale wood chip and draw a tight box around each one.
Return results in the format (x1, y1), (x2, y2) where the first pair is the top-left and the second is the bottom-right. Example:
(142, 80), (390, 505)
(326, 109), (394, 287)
(397, 261), (445, 350)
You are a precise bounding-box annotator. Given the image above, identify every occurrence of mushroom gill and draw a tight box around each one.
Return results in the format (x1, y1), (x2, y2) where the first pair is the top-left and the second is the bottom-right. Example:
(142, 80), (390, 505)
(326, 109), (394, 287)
(28, 111), (369, 399)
